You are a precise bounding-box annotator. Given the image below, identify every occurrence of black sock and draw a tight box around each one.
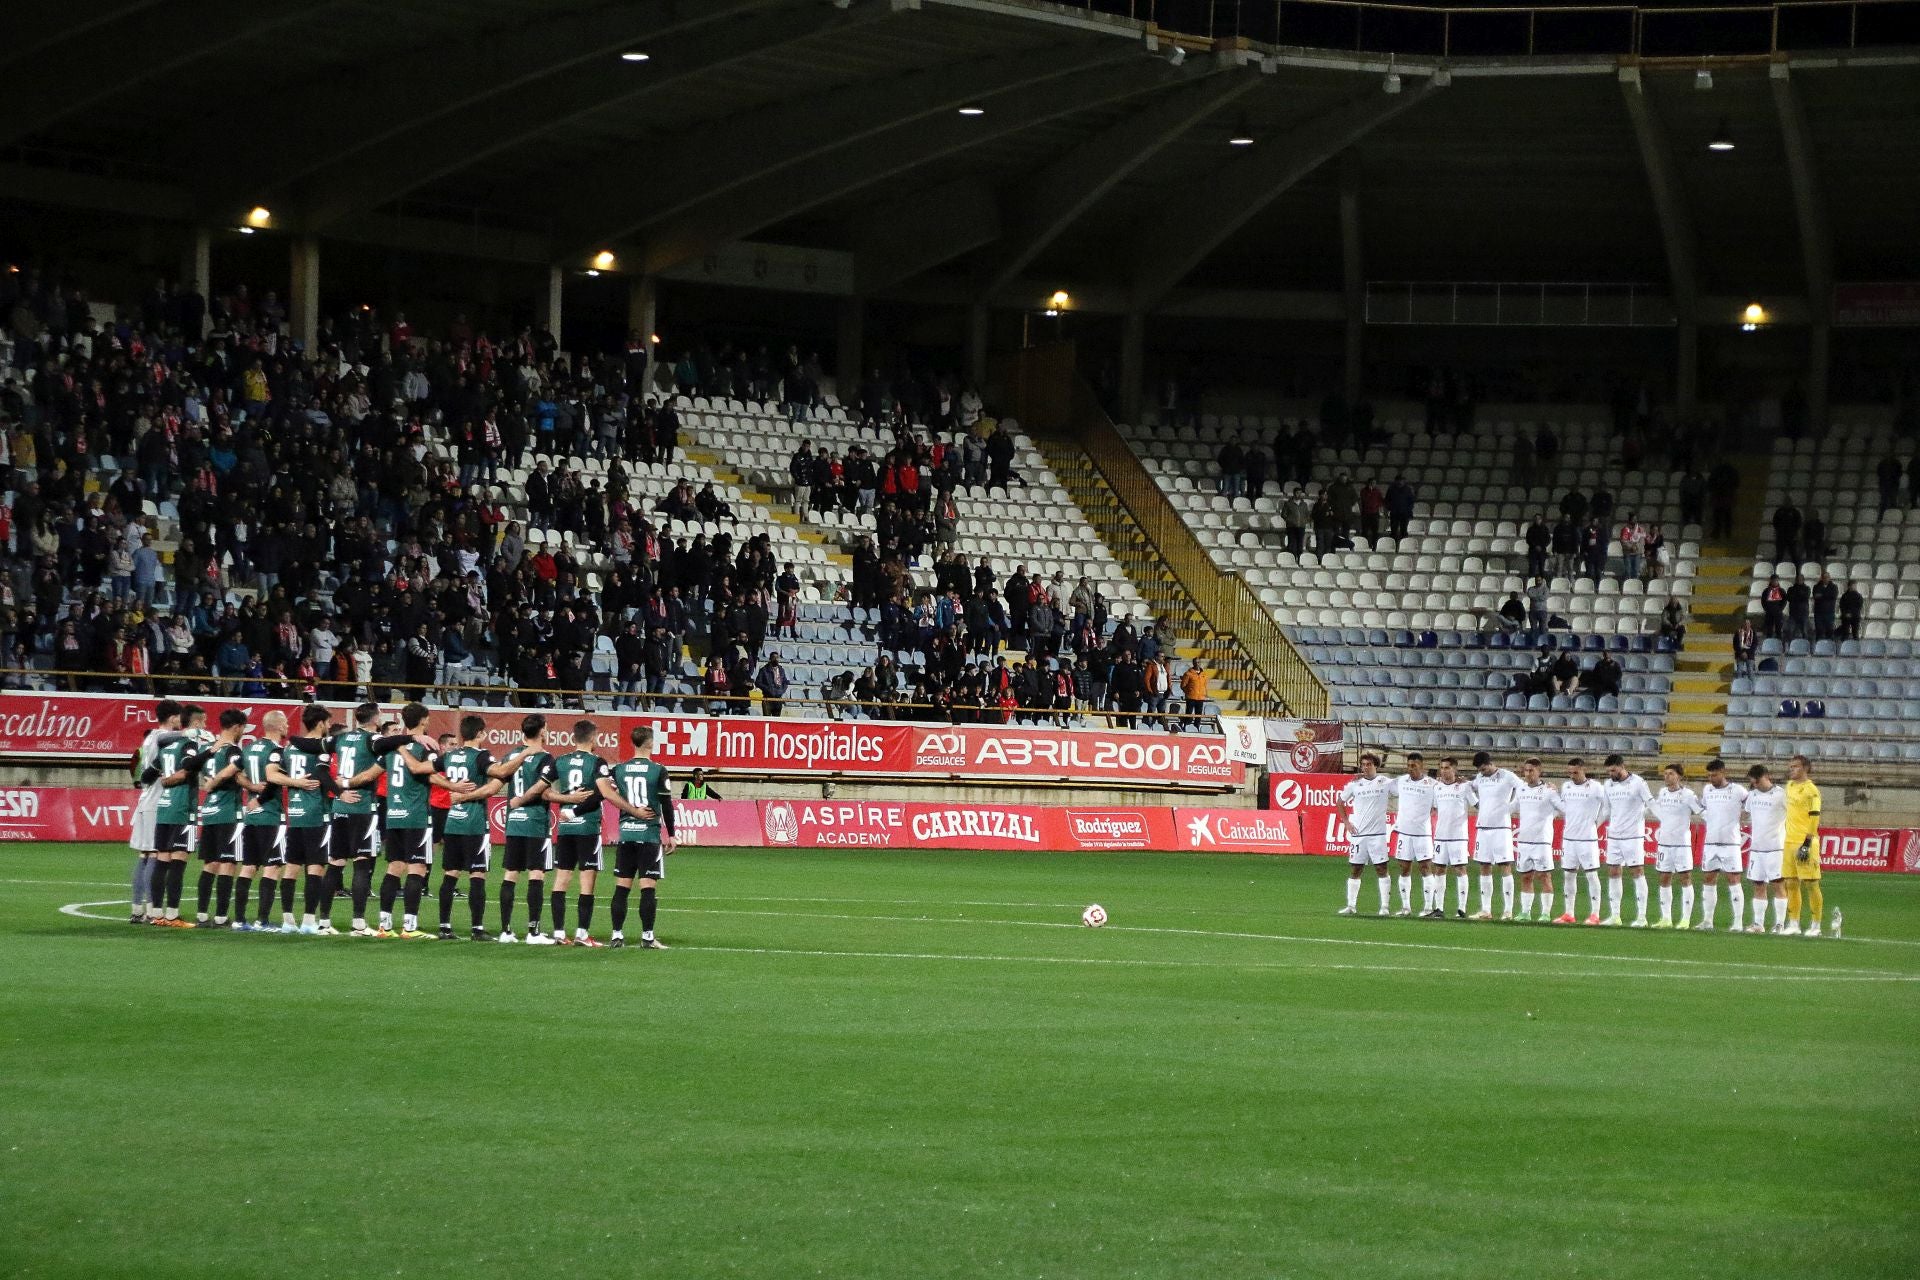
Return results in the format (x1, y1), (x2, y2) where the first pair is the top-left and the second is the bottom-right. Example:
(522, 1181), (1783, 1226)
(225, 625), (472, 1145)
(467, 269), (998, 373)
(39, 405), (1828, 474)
(232, 876), (251, 922)
(610, 885), (631, 933)
(350, 862), (372, 917)
(550, 891), (567, 935)
(528, 880), (545, 929)
(167, 860), (186, 908)
(280, 875), (297, 915)
(379, 872), (400, 915)
(197, 869), (215, 916)
(214, 871), (234, 919)
(304, 871), (324, 915)
(577, 893), (594, 934)
(640, 886), (657, 935)
(468, 880), (487, 930)
(500, 879), (518, 932)
(439, 876), (457, 928)
(320, 863), (342, 916)
(258, 878), (278, 924)
(403, 872), (425, 918)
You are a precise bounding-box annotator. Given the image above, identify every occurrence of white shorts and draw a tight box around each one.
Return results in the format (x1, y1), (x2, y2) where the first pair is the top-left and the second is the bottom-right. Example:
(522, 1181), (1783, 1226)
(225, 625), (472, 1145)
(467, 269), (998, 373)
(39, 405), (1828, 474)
(1473, 827), (1514, 865)
(1746, 847), (1784, 883)
(1560, 837), (1600, 872)
(1604, 836), (1646, 867)
(1700, 843), (1743, 875)
(1515, 841), (1555, 874)
(1654, 841), (1695, 875)
(1348, 834), (1389, 866)
(1393, 831), (1433, 863)
(1432, 837), (1471, 868)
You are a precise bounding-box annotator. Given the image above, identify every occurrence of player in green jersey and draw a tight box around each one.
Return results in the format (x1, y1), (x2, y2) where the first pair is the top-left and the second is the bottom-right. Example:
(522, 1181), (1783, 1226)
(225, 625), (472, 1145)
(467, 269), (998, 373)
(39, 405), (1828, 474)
(373, 702), (471, 938)
(324, 703), (391, 934)
(609, 724), (678, 949)
(496, 714), (556, 943)
(187, 709), (249, 926)
(434, 715), (506, 941)
(129, 700), (185, 923)
(234, 710), (324, 933)
(282, 704), (365, 934)
(141, 704), (207, 926)
(539, 719), (640, 947)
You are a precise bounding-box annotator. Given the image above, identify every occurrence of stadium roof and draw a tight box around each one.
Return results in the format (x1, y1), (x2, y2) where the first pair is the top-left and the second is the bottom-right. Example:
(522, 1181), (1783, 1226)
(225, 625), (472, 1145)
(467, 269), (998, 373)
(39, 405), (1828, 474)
(4, 0), (1919, 315)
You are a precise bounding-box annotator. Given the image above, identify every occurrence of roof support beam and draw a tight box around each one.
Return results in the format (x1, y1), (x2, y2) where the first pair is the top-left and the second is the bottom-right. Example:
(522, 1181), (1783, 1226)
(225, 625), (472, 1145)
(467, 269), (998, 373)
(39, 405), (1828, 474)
(852, 177), (1001, 294)
(557, 38), (1139, 260)
(1769, 61), (1834, 432)
(1618, 65), (1700, 418)
(1127, 79), (1439, 314)
(0, 0), (343, 147)
(631, 57), (1179, 277)
(972, 65), (1261, 299)
(297, 2), (878, 232)
(212, 0), (788, 203)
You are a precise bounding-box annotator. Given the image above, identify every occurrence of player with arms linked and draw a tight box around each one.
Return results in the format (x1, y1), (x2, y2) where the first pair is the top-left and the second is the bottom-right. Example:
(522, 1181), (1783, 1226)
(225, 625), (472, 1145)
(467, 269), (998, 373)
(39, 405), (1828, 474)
(610, 725), (678, 948)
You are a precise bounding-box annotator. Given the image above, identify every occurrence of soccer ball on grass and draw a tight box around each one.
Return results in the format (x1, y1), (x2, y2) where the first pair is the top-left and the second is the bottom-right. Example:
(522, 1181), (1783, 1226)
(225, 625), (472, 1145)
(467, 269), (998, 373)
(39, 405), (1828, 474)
(1081, 904), (1107, 928)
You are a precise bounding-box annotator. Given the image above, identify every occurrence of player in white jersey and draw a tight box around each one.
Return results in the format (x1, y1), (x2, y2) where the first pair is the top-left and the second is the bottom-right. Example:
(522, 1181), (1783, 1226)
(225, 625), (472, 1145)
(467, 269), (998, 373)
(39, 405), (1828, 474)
(1467, 751), (1522, 921)
(1430, 758), (1474, 918)
(1694, 759), (1748, 931)
(1742, 764), (1790, 933)
(1649, 764), (1704, 928)
(1553, 758), (1606, 925)
(1337, 753), (1396, 916)
(1512, 758), (1562, 922)
(1389, 753), (1440, 917)
(1600, 753), (1654, 926)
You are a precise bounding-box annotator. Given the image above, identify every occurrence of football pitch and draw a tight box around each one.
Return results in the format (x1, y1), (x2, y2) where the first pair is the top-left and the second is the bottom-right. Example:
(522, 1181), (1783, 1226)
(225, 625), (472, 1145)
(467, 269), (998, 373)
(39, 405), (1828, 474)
(4, 843), (1918, 1279)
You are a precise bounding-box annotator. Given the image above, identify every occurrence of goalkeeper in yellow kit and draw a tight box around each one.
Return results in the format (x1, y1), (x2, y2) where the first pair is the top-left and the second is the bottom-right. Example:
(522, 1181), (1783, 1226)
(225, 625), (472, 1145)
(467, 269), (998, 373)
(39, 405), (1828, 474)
(1781, 754), (1825, 937)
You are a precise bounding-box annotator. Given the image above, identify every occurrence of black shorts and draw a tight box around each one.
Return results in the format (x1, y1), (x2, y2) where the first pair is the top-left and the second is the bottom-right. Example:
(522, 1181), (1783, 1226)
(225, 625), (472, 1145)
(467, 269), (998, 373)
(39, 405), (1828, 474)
(198, 823), (239, 863)
(153, 822), (191, 854)
(287, 826), (329, 867)
(431, 807), (448, 842)
(553, 834), (603, 873)
(503, 834), (553, 873)
(329, 812), (378, 862)
(241, 824), (287, 868)
(614, 840), (665, 882)
(442, 833), (490, 873)
(382, 826), (433, 865)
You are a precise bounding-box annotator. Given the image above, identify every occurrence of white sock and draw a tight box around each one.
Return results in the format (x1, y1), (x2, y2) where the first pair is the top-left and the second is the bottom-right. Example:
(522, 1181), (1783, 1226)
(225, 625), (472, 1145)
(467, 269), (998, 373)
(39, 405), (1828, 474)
(642, 929), (655, 940)
(1520, 889), (1536, 919)
(1376, 876), (1392, 910)
(1456, 875), (1470, 913)
(1659, 884), (1673, 923)
(1702, 883), (1718, 925)
(281, 911), (294, 927)
(1346, 878), (1361, 910)
(1502, 873), (1517, 914)
(1773, 896), (1788, 928)
(1729, 882), (1745, 925)
(1633, 877), (1648, 923)
(1540, 889), (1554, 919)
(1562, 871), (1578, 915)
(1478, 872), (1494, 913)
(1681, 884), (1696, 924)
(402, 913), (417, 932)
(1753, 893), (1770, 927)
(1607, 875), (1623, 917)
(1584, 870), (1601, 915)
(379, 912), (393, 929)
(611, 930), (623, 940)
(302, 912), (316, 927)
(1398, 875), (1412, 911)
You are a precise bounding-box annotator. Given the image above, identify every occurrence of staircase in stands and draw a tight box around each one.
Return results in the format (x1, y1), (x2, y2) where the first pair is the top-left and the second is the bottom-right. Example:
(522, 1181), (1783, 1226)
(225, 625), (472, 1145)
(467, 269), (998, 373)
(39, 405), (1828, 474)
(678, 443), (852, 573)
(1036, 440), (1260, 716)
(1661, 449), (1774, 763)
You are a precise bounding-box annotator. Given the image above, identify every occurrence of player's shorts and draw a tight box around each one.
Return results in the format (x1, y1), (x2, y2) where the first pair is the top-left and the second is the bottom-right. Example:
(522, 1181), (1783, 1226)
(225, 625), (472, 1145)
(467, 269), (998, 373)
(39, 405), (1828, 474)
(1346, 833), (1388, 866)
(615, 840), (665, 881)
(431, 807), (448, 843)
(1745, 847), (1784, 883)
(197, 822), (239, 863)
(503, 834), (554, 873)
(1603, 836), (1647, 867)
(1392, 831), (1433, 862)
(286, 826), (328, 867)
(382, 826), (433, 865)
(1783, 841), (1821, 880)
(1700, 842), (1743, 875)
(1560, 837), (1600, 872)
(241, 824), (286, 868)
(153, 823), (191, 855)
(1515, 841), (1555, 874)
(442, 833), (490, 873)
(329, 813), (377, 862)
(1473, 826), (1514, 865)
(1432, 837), (1471, 868)
(1654, 841), (1695, 875)
(553, 834), (604, 873)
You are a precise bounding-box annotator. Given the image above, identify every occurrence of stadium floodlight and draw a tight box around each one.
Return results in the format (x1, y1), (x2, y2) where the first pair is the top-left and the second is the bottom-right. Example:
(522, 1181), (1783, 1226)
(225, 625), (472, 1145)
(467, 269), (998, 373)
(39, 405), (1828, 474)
(592, 250), (617, 271)
(957, 104), (985, 116)
(1383, 56), (1401, 95)
(1227, 114), (1253, 146)
(1708, 119), (1735, 151)
(1048, 290), (1071, 310)
(246, 206), (272, 228)
(620, 50), (650, 62)
(1694, 67), (1713, 91)
(1742, 301), (1767, 331)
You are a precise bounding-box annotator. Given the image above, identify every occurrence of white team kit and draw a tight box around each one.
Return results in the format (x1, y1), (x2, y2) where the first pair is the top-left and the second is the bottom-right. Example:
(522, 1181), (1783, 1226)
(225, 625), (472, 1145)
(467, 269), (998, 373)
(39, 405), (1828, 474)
(1513, 783), (1561, 873)
(1558, 777), (1605, 871)
(1431, 781), (1473, 867)
(1339, 774), (1395, 866)
(1650, 785), (1704, 873)
(1698, 781), (1749, 874)
(1390, 775), (1438, 862)
(1743, 785), (1788, 883)
(1468, 769), (1522, 864)
(1601, 773), (1654, 866)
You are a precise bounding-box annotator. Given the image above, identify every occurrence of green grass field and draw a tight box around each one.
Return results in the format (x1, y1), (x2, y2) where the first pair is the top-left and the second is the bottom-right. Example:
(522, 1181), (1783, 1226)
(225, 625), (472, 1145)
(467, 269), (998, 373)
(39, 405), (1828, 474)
(4, 842), (1918, 1279)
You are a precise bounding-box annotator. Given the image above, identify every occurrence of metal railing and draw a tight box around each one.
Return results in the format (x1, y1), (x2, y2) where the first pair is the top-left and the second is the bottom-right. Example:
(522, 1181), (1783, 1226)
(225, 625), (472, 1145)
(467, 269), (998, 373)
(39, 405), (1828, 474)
(1365, 281), (1676, 328)
(1063, 383), (1332, 718)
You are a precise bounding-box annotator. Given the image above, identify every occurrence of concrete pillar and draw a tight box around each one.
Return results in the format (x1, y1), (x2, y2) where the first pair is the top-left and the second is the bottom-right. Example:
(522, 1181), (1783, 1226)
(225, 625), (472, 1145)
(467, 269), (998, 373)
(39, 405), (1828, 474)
(181, 228), (211, 338)
(837, 296), (865, 391)
(1808, 320), (1830, 437)
(1338, 152), (1365, 409)
(966, 303), (990, 388)
(626, 274), (659, 344)
(536, 265), (564, 344)
(289, 236), (320, 352)
(1675, 318), (1698, 424)
(1119, 310), (1145, 427)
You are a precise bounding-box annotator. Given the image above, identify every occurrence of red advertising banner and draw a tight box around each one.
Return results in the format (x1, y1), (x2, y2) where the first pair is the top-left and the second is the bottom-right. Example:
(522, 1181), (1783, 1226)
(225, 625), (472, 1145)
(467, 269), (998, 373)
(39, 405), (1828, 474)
(480, 797), (764, 846)
(1833, 282), (1920, 326)
(1172, 808), (1309, 855)
(0, 693), (1241, 790)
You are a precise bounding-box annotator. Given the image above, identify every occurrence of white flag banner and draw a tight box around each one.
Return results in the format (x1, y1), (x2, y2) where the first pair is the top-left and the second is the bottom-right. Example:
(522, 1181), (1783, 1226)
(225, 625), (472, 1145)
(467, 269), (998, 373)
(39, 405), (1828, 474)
(1217, 715), (1268, 766)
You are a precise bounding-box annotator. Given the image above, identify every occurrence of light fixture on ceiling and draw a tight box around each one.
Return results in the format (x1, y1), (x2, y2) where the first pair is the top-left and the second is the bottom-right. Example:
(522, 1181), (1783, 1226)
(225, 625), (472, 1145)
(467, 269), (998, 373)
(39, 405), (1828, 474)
(235, 226), (255, 235)
(245, 206), (272, 228)
(1708, 119), (1735, 151)
(1048, 290), (1071, 311)
(1227, 113), (1254, 146)
(592, 250), (617, 271)
(1742, 301), (1767, 331)
(620, 50), (650, 62)
(956, 104), (985, 117)
(584, 269), (601, 277)
(1383, 55), (1402, 95)
(1694, 67), (1714, 90)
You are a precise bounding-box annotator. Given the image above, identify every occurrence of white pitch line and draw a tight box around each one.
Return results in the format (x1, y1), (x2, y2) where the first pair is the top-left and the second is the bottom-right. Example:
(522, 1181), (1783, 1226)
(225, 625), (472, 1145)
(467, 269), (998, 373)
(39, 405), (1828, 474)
(61, 899), (130, 921)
